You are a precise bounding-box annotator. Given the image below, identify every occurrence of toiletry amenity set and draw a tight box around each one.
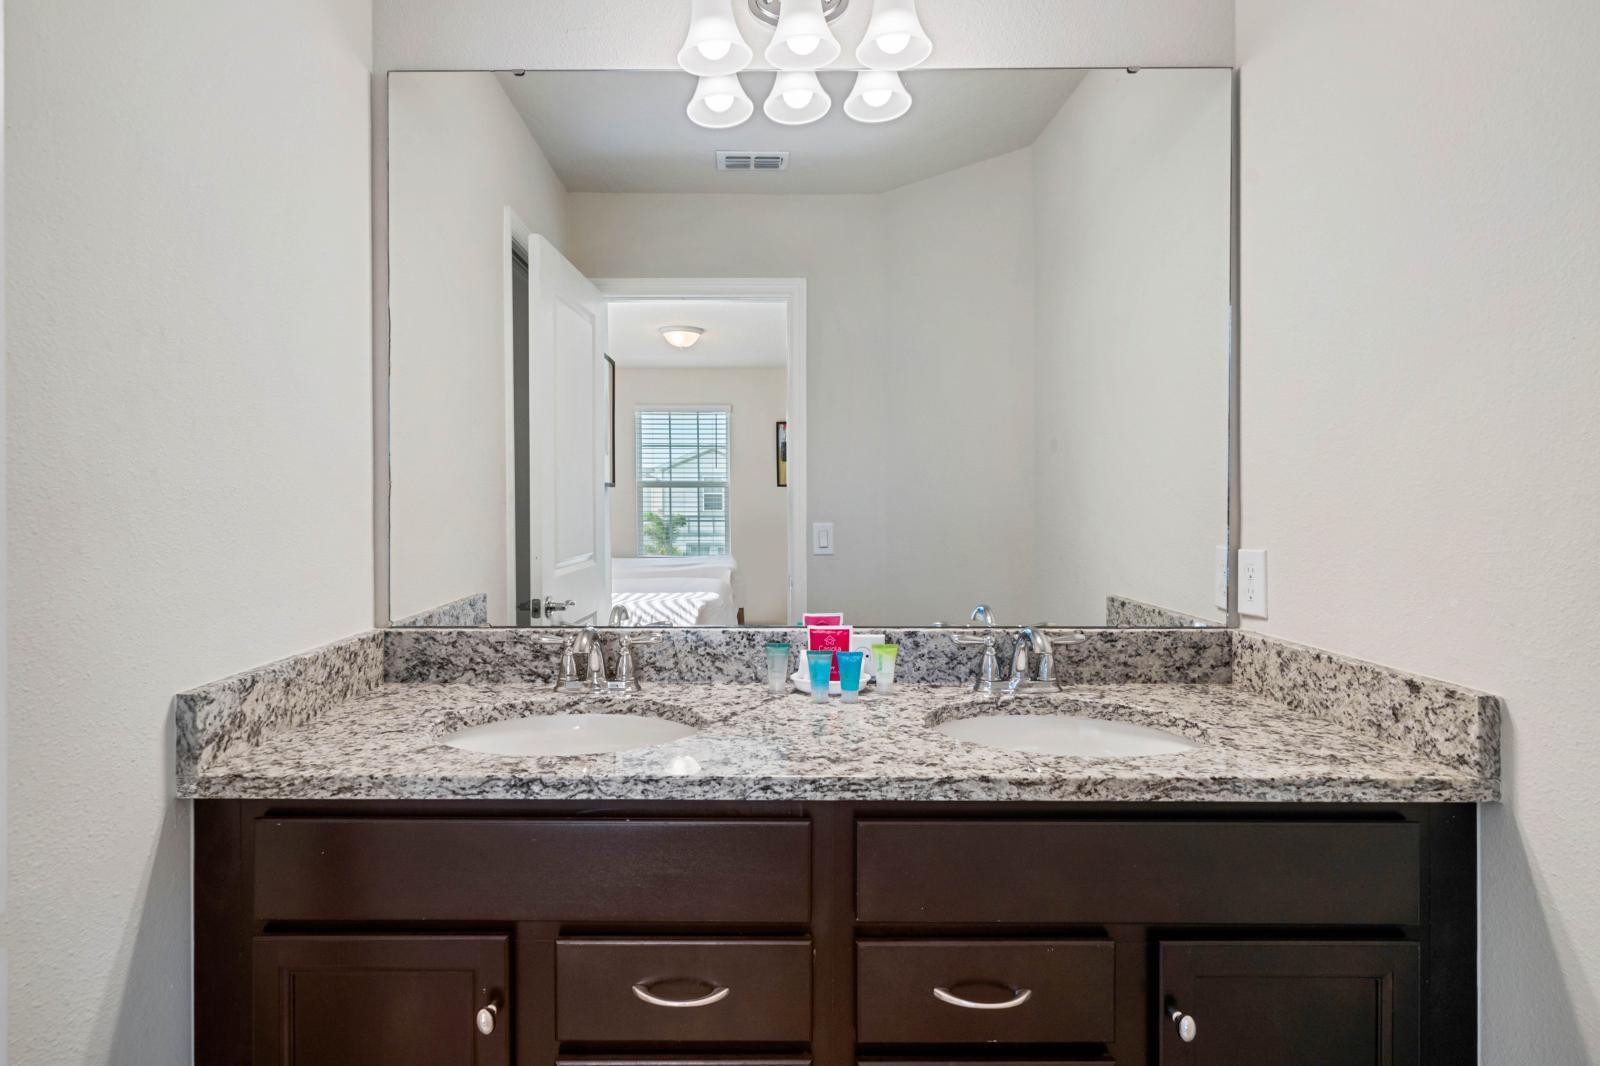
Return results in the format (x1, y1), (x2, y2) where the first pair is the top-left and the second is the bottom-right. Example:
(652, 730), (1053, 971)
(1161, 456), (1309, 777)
(765, 613), (898, 700)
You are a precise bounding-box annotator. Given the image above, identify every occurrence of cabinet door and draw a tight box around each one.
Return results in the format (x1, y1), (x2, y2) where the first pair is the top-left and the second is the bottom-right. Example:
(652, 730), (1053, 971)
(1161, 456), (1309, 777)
(1160, 942), (1419, 1066)
(253, 935), (509, 1066)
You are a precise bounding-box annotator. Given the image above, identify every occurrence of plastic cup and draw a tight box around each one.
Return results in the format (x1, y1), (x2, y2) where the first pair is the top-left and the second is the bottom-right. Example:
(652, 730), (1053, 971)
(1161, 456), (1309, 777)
(765, 642), (791, 695)
(805, 650), (833, 703)
(837, 651), (866, 703)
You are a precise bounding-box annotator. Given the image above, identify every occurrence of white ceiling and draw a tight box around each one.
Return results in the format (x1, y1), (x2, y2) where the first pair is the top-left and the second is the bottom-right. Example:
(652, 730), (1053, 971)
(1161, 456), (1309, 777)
(608, 299), (789, 369)
(496, 69), (1086, 194)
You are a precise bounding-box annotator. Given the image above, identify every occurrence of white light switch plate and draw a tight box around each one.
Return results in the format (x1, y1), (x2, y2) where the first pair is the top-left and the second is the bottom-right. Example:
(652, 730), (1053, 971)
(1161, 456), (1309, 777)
(1239, 548), (1267, 618)
(812, 522), (835, 556)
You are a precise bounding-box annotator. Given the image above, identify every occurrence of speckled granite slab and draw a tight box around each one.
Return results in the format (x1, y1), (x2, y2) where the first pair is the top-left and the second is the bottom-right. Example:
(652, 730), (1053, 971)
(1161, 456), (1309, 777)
(1106, 595), (1219, 628)
(178, 680), (1494, 803)
(175, 631), (384, 788)
(383, 626), (1234, 686)
(1231, 631), (1501, 780)
(176, 625), (1500, 803)
(392, 593), (488, 628)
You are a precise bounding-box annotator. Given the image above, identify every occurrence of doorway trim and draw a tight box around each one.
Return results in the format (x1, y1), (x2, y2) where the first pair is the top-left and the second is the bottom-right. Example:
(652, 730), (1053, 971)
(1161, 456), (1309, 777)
(592, 277), (808, 620)
(501, 208), (536, 621)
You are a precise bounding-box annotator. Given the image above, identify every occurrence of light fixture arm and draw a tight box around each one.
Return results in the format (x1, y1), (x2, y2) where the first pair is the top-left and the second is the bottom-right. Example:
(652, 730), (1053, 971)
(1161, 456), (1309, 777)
(747, 0), (849, 27)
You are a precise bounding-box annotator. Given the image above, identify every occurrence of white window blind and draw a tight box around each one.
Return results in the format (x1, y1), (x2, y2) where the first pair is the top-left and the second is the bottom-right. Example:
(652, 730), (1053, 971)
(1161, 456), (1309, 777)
(636, 408), (730, 556)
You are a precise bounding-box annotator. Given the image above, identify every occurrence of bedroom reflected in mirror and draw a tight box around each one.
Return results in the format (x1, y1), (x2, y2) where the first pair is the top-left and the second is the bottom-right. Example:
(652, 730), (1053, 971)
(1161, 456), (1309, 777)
(386, 68), (1234, 628)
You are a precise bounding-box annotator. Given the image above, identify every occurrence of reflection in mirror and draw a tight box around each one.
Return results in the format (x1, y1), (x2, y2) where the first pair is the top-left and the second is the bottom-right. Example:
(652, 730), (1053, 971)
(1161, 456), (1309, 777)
(387, 68), (1232, 629)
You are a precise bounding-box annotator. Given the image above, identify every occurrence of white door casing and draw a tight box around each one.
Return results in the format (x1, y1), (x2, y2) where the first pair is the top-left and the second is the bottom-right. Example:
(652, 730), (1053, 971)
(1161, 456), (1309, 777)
(528, 235), (610, 624)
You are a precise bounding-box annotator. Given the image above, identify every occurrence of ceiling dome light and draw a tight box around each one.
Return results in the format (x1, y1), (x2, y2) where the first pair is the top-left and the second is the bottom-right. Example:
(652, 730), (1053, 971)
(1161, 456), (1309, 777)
(764, 70), (832, 125)
(844, 69), (912, 123)
(857, 0), (932, 70)
(678, 0), (753, 76)
(765, 0), (842, 70)
(687, 75), (754, 128)
(659, 326), (706, 349)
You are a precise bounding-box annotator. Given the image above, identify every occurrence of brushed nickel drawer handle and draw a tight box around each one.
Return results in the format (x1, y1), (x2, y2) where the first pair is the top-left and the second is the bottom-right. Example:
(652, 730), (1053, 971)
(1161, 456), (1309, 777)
(932, 985), (1033, 1010)
(631, 982), (731, 1008)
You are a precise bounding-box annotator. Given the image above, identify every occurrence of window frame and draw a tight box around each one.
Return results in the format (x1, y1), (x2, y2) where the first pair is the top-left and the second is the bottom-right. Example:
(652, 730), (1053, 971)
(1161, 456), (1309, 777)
(634, 403), (733, 557)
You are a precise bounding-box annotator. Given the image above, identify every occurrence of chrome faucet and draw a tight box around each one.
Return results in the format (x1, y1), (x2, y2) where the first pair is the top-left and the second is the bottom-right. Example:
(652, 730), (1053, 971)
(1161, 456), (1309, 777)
(571, 626), (608, 692)
(951, 631), (1004, 695)
(1007, 626), (1087, 693)
(608, 604), (631, 626)
(970, 603), (998, 627)
(613, 631), (664, 692)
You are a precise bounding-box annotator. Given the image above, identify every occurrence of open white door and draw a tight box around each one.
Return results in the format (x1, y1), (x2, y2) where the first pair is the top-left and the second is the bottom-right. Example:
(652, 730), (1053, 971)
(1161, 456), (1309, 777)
(528, 236), (609, 624)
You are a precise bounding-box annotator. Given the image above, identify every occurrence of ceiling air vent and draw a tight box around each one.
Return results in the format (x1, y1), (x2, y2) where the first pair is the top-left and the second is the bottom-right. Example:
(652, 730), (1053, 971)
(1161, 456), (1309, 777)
(716, 150), (789, 172)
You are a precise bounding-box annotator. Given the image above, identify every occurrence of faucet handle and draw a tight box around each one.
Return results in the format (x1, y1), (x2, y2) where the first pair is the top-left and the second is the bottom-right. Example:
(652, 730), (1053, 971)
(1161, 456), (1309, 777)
(613, 631), (663, 692)
(951, 632), (1004, 694)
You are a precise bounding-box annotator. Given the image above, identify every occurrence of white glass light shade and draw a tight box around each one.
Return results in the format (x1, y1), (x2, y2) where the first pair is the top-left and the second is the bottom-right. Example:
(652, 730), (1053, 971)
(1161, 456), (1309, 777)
(678, 0), (753, 76)
(856, 0), (932, 70)
(687, 75), (754, 129)
(764, 0), (842, 70)
(763, 70), (832, 125)
(660, 326), (706, 349)
(843, 70), (912, 123)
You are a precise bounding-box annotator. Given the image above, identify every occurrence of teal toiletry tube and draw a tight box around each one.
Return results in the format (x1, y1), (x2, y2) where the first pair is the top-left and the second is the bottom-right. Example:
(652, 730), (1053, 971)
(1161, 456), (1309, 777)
(870, 643), (897, 695)
(805, 650), (833, 703)
(765, 642), (791, 695)
(837, 651), (866, 703)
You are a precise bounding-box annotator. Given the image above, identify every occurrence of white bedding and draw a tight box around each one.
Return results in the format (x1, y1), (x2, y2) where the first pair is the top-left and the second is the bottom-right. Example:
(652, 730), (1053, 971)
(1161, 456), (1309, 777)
(610, 556), (743, 627)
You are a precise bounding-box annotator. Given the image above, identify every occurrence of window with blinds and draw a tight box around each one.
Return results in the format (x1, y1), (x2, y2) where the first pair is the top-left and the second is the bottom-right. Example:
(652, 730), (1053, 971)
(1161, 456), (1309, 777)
(636, 408), (730, 556)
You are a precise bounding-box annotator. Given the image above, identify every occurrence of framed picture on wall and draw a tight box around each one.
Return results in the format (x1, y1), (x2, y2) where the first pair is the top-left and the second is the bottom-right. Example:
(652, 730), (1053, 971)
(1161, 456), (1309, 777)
(604, 354), (617, 488)
(776, 421), (788, 487)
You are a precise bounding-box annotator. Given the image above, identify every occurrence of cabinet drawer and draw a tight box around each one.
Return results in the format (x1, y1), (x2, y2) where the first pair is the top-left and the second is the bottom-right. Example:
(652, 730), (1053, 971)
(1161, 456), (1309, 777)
(254, 818), (810, 922)
(856, 940), (1114, 1045)
(557, 939), (812, 1043)
(858, 820), (1420, 925)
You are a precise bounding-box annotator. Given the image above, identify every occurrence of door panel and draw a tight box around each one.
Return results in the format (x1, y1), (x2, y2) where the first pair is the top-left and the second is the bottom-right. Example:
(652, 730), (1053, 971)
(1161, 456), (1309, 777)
(1159, 941), (1419, 1066)
(253, 935), (509, 1066)
(529, 235), (609, 624)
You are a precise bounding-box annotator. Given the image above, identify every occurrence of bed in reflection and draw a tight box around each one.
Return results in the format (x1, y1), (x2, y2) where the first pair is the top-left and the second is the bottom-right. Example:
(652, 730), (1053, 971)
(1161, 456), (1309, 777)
(611, 556), (745, 627)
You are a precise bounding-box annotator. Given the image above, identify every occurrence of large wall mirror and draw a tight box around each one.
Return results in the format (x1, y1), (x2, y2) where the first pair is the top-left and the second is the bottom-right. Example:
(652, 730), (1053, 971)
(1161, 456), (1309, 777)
(386, 67), (1235, 629)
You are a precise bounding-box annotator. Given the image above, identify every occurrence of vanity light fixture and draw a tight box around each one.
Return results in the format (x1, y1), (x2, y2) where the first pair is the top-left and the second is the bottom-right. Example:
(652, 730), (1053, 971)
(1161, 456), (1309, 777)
(678, 0), (754, 76)
(764, 70), (832, 125)
(660, 326), (706, 349)
(762, 0), (843, 70)
(687, 74), (754, 129)
(856, 0), (932, 70)
(843, 69), (912, 123)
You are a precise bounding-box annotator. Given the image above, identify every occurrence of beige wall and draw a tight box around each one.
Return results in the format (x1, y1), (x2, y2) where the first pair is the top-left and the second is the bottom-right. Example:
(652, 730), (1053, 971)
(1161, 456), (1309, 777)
(1236, 1), (1600, 1059)
(1032, 69), (1232, 622)
(388, 72), (568, 622)
(4, 1), (376, 1060)
(611, 368), (789, 624)
(568, 190), (891, 620)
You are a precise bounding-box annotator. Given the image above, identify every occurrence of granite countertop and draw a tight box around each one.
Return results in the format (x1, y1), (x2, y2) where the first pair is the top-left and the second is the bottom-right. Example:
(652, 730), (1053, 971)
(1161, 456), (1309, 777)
(180, 679), (1496, 803)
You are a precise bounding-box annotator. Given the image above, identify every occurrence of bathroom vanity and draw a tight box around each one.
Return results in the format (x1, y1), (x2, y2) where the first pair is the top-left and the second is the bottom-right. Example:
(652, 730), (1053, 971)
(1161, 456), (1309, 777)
(183, 628), (1498, 1066)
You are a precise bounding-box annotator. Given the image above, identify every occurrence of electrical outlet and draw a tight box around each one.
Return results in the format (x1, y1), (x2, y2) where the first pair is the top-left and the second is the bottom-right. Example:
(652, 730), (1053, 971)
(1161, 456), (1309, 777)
(1239, 549), (1267, 618)
(1214, 546), (1229, 610)
(812, 522), (835, 556)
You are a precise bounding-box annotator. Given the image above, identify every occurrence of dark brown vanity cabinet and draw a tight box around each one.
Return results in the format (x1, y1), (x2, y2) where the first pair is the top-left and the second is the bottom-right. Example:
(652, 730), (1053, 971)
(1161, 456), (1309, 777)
(196, 802), (1474, 1066)
(252, 935), (510, 1065)
(1158, 942), (1421, 1066)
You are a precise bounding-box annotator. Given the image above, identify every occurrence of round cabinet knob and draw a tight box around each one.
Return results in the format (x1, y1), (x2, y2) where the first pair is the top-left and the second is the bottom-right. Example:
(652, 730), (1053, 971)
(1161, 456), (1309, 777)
(475, 1003), (498, 1036)
(1169, 1005), (1198, 1042)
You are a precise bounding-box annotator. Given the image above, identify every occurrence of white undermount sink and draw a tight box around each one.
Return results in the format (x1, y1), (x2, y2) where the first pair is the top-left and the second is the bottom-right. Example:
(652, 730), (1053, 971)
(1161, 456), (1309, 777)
(935, 713), (1198, 758)
(445, 713), (698, 757)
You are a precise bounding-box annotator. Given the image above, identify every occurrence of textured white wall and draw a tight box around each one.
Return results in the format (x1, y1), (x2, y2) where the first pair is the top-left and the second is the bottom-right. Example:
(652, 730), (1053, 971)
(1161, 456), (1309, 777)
(388, 72), (569, 623)
(4, 2), (375, 1061)
(1236, 2), (1600, 1060)
(882, 149), (1038, 621)
(611, 368), (790, 624)
(373, 0), (1234, 73)
(1032, 69), (1232, 622)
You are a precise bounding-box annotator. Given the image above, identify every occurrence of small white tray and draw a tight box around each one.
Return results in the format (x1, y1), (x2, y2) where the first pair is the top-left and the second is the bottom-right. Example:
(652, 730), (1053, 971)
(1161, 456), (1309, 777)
(790, 669), (872, 695)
